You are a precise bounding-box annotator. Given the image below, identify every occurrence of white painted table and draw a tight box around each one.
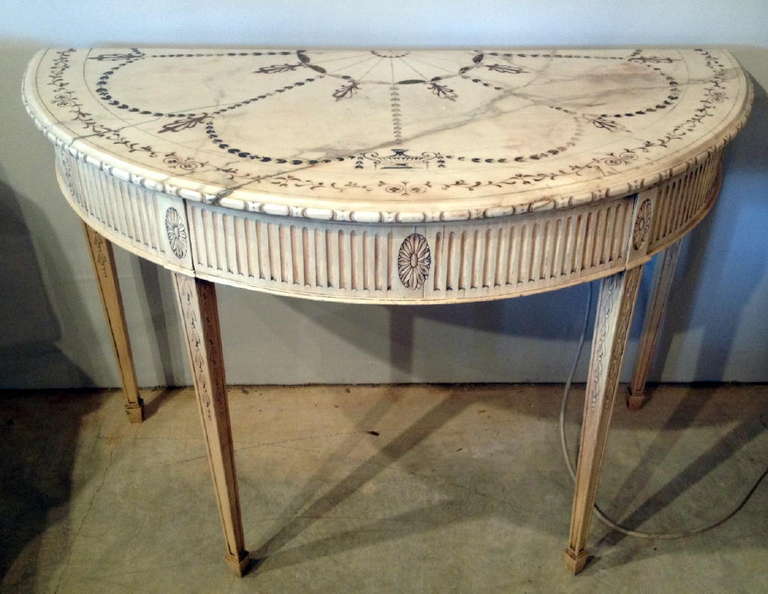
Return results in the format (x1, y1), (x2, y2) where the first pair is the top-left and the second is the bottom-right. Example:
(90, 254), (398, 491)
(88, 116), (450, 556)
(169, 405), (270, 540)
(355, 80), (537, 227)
(23, 47), (752, 576)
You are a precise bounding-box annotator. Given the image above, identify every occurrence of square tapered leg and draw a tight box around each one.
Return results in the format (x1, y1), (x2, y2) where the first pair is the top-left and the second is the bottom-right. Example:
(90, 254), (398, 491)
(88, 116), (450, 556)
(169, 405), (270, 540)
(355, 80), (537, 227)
(565, 266), (643, 574)
(628, 243), (681, 410)
(172, 273), (249, 576)
(83, 223), (144, 422)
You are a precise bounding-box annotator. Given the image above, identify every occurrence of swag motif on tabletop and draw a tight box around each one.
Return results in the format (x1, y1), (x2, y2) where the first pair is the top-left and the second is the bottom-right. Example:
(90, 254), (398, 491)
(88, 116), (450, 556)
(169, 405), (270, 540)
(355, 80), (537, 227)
(42, 48), (731, 208)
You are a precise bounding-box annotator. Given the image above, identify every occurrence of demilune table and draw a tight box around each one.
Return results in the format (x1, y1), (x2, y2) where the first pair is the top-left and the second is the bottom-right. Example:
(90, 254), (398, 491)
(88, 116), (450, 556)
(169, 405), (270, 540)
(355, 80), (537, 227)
(22, 47), (752, 575)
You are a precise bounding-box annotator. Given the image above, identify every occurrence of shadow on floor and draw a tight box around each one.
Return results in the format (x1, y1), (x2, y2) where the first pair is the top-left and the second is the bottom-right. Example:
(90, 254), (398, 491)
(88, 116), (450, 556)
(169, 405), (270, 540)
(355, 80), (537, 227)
(0, 390), (101, 584)
(0, 160), (102, 584)
(242, 383), (768, 576)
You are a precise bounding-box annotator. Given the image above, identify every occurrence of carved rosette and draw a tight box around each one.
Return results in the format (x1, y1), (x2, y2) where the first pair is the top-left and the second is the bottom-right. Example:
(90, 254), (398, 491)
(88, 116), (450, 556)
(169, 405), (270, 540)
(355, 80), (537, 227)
(632, 199), (652, 250)
(398, 233), (431, 289)
(165, 207), (188, 259)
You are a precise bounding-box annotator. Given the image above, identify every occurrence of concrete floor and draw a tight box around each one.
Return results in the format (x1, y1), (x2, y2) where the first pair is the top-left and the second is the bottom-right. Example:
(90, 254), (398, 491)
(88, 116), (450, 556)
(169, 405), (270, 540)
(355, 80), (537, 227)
(1, 384), (767, 593)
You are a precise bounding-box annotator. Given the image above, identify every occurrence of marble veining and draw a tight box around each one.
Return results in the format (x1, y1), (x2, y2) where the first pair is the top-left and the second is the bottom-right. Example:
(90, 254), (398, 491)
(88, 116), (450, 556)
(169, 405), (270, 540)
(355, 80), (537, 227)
(24, 48), (750, 222)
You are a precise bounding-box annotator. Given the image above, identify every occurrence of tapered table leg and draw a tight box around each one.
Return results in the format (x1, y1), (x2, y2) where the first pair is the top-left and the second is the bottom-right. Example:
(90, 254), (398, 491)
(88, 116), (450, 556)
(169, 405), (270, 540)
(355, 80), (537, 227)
(564, 266), (643, 574)
(172, 273), (249, 576)
(628, 243), (681, 410)
(83, 223), (144, 423)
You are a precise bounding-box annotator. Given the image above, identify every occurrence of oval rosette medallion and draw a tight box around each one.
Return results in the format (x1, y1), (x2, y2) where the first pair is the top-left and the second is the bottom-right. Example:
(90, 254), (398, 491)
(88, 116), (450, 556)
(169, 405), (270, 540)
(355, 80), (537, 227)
(398, 233), (431, 289)
(632, 198), (652, 250)
(164, 207), (188, 259)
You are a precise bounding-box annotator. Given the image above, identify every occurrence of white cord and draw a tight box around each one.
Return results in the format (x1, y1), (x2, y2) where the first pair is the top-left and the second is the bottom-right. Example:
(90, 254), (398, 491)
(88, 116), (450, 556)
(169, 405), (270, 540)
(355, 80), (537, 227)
(560, 281), (768, 539)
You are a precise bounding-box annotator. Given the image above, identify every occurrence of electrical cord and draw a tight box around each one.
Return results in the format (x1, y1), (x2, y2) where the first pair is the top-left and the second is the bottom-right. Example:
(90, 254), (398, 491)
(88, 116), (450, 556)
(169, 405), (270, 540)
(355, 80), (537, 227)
(559, 281), (768, 539)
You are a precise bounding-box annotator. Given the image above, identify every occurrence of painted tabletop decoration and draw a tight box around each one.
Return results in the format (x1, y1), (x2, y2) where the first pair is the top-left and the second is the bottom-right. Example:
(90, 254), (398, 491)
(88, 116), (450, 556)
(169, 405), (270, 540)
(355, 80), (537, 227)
(24, 47), (750, 223)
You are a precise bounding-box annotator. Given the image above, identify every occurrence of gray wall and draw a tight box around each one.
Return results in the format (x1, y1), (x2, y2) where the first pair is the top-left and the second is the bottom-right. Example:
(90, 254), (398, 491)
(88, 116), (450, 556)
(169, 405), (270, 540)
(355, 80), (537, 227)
(1, 1), (766, 389)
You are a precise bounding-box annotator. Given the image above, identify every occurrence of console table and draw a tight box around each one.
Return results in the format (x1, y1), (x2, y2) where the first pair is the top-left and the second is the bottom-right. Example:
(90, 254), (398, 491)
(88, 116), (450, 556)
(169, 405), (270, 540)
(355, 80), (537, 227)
(23, 47), (752, 576)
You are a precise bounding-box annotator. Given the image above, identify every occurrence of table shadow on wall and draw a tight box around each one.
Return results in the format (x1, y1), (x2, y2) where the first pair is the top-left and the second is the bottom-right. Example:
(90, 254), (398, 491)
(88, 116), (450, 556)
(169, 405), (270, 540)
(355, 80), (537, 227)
(644, 72), (768, 392)
(587, 71), (768, 567)
(0, 173), (103, 584)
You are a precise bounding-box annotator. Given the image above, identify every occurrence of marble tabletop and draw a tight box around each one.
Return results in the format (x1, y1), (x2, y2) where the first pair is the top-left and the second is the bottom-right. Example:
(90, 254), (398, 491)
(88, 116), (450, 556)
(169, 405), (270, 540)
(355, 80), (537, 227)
(24, 48), (751, 223)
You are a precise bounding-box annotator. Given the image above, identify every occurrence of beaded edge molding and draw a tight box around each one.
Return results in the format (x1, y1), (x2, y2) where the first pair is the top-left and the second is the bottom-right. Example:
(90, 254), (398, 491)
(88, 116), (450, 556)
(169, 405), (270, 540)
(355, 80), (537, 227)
(23, 51), (753, 224)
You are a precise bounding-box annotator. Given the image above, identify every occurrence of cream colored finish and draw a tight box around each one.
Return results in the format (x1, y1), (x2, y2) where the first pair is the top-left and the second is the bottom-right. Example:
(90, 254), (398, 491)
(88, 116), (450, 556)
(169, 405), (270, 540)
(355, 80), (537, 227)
(23, 46), (752, 577)
(30, 46), (747, 305)
(24, 48), (750, 222)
